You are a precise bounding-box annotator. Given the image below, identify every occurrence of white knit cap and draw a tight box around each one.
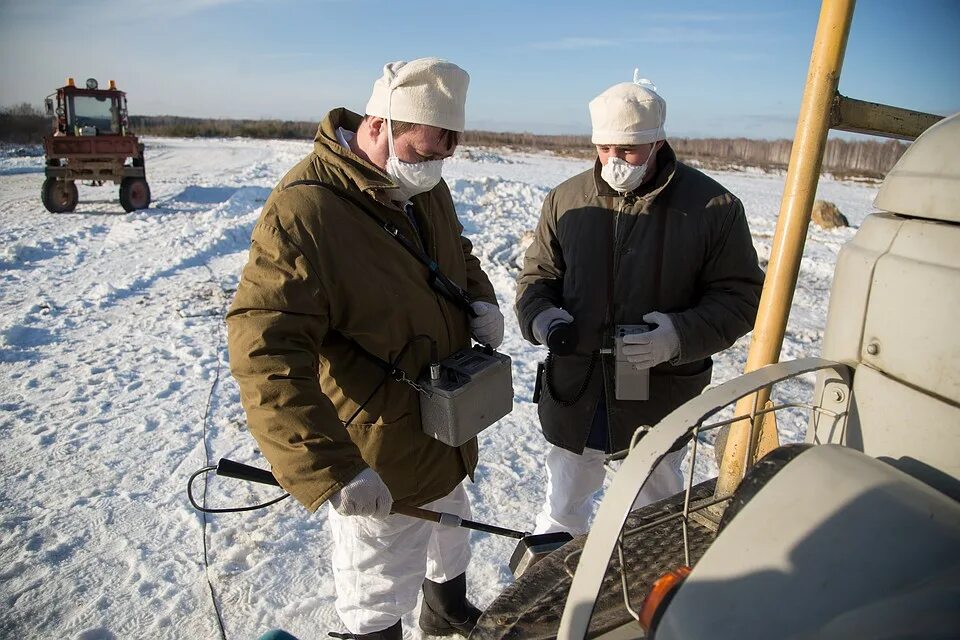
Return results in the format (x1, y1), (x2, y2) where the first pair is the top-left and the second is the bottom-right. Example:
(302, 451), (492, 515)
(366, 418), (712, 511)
(589, 71), (666, 145)
(365, 57), (470, 133)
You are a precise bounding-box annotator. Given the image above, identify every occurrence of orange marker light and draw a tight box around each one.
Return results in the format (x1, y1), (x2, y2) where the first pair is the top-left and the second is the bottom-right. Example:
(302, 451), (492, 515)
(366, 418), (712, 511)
(109, 80), (116, 90)
(67, 77), (75, 87)
(638, 566), (691, 633)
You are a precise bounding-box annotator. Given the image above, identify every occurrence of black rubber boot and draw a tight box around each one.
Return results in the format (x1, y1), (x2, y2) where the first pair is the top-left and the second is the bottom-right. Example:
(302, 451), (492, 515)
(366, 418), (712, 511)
(328, 620), (402, 639)
(419, 573), (483, 637)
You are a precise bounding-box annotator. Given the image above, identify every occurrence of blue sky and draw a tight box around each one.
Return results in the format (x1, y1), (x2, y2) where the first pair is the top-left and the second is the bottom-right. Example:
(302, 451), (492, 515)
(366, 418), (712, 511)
(1, 0), (957, 139)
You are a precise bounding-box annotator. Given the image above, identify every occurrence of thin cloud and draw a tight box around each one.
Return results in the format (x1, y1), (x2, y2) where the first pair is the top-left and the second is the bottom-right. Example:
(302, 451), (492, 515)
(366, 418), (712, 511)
(644, 11), (792, 22)
(529, 37), (622, 51)
(1, 0), (278, 24)
(638, 27), (736, 43)
(528, 27), (735, 51)
(644, 11), (738, 22)
(110, 0), (272, 18)
(726, 52), (775, 63)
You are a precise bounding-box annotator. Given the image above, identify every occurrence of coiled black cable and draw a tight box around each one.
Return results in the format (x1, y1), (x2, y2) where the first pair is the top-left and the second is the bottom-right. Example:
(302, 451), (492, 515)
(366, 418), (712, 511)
(188, 333), (435, 514)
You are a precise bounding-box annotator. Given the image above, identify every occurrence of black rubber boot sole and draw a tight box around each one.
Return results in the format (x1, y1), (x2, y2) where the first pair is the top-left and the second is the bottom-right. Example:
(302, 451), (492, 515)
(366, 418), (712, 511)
(418, 601), (476, 637)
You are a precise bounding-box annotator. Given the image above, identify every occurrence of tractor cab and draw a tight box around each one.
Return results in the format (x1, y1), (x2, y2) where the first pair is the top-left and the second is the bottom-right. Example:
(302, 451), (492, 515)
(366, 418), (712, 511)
(41, 77), (151, 214)
(45, 77), (131, 138)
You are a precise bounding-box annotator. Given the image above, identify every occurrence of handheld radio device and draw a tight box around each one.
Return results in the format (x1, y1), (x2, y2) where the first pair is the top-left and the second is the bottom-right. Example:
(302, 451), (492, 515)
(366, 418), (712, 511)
(614, 324), (652, 401)
(418, 344), (513, 447)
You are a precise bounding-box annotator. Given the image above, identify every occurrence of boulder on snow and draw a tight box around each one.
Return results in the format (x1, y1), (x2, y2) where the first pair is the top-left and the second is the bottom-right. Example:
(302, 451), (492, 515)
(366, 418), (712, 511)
(811, 200), (849, 229)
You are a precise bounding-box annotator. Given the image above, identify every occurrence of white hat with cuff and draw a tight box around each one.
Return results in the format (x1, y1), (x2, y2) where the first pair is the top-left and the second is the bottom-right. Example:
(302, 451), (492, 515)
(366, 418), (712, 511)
(589, 71), (666, 145)
(365, 57), (470, 133)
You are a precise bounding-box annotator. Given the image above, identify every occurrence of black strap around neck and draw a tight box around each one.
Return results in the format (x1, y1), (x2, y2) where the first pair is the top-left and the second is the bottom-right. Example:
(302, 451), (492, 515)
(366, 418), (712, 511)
(283, 179), (475, 317)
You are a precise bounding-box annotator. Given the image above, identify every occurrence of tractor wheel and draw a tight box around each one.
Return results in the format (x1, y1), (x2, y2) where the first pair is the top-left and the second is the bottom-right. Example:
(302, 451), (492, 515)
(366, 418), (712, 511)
(119, 177), (151, 212)
(41, 178), (78, 213)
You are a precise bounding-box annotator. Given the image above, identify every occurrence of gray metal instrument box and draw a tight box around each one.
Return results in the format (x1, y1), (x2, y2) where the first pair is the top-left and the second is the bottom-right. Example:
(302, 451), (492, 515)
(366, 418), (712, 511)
(418, 346), (513, 447)
(614, 324), (651, 401)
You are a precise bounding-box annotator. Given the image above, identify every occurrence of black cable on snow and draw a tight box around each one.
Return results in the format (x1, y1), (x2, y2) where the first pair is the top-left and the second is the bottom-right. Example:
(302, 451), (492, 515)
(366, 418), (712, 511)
(188, 465), (290, 514)
(197, 265), (229, 640)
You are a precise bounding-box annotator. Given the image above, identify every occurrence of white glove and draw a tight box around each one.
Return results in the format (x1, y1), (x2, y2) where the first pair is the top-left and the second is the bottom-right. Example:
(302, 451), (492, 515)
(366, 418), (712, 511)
(329, 468), (393, 518)
(532, 307), (574, 345)
(469, 301), (504, 348)
(621, 311), (681, 369)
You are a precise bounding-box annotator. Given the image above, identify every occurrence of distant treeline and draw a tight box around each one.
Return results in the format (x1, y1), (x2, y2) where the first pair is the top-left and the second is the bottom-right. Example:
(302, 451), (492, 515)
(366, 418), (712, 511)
(669, 137), (907, 178)
(2, 104), (906, 177)
(0, 103), (50, 144)
(129, 115), (317, 140)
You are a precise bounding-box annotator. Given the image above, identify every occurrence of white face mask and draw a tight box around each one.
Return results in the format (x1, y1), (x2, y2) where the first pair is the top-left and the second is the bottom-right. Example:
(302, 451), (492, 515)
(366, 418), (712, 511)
(599, 82), (663, 194)
(384, 95), (443, 201)
(600, 146), (657, 194)
(385, 152), (443, 201)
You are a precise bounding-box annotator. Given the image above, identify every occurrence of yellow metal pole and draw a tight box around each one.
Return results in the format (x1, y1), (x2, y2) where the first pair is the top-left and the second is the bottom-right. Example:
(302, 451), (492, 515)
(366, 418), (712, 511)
(715, 0), (856, 497)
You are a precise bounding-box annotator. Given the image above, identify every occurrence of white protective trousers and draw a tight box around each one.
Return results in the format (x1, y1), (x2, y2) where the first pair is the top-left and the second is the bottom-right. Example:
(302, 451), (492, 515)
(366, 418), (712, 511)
(327, 483), (471, 634)
(534, 444), (687, 536)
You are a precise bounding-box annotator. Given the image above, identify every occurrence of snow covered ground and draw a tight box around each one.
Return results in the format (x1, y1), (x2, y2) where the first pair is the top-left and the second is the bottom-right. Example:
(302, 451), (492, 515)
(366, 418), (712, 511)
(0, 137), (878, 639)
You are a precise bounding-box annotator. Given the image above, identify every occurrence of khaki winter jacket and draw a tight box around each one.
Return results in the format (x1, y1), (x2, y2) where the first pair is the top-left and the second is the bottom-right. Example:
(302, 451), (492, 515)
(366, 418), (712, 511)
(516, 143), (764, 454)
(227, 108), (496, 511)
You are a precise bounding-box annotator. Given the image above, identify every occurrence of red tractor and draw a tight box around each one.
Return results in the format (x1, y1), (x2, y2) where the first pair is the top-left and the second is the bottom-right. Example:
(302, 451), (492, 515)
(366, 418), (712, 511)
(42, 77), (151, 213)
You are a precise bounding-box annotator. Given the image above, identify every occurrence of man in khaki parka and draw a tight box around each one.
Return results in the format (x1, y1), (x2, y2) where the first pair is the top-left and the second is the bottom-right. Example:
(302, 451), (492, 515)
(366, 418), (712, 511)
(227, 58), (503, 639)
(516, 74), (764, 536)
